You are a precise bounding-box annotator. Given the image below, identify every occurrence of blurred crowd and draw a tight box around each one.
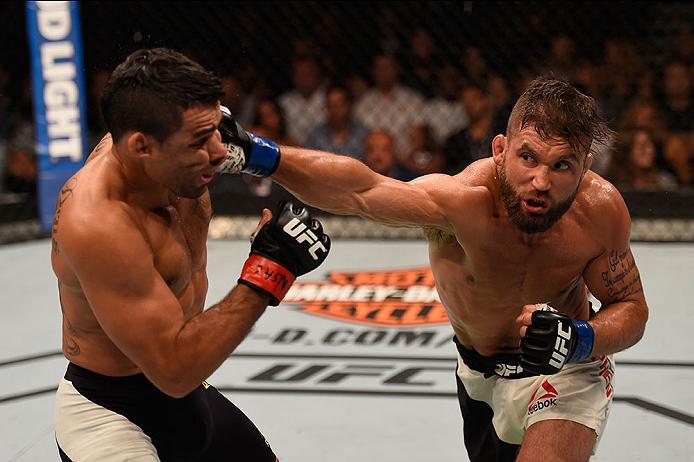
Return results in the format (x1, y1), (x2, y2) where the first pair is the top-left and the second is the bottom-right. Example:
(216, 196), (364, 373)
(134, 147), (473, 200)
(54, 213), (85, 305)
(1, 9), (693, 206)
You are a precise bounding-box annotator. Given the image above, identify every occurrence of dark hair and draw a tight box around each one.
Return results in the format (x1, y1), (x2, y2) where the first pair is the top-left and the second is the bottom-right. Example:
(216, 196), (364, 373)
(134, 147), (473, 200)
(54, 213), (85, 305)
(254, 98), (289, 139)
(101, 48), (224, 143)
(606, 128), (661, 186)
(507, 77), (613, 154)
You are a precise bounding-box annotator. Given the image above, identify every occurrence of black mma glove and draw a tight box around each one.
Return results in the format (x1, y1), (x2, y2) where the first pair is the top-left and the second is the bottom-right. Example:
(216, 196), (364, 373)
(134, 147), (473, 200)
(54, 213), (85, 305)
(217, 105), (280, 177)
(239, 201), (330, 306)
(520, 307), (595, 375)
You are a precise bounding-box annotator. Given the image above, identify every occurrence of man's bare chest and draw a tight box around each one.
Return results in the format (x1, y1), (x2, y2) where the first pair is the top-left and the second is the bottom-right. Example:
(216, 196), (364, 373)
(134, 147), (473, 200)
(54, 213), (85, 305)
(144, 203), (209, 294)
(430, 228), (596, 303)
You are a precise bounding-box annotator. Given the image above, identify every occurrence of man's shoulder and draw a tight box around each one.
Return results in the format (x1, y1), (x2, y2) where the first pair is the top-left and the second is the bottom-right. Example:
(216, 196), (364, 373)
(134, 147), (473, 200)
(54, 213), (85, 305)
(57, 167), (139, 242)
(579, 171), (625, 210)
(452, 158), (496, 185)
(61, 196), (136, 241)
(419, 164), (495, 209)
(575, 171), (630, 233)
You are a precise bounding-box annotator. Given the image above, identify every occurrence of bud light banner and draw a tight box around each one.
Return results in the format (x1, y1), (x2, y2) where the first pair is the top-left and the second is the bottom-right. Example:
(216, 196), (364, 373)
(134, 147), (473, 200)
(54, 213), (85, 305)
(26, 1), (86, 231)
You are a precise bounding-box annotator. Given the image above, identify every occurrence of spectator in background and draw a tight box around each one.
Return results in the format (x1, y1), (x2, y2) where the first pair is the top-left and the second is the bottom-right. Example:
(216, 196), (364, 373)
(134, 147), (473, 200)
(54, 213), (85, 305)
(400, 124), (445, 177)
(573, 59), (602, 102)
(253, 98), (298, 147)
(618, 98), (668, 140)
(571, 60), (616, 177)
(3, 147), (36, 195)
(246, 99), (298, 197)
(635, 68), (656, 101)
(663, 133), (693, 187)
(86, 70), (111, 150)
(460, 46), (489, 87)
(304, 85), (368, 159)
(660, 59), (693, 133)
(672, 27), (694, 66)
(422, 65), (469, 146)
(354, 54), (426, 159)
(599, 38), (644, 127)
(617, 97), (686, 179)
(278, 55), (326, 144)
(606, 128), (677, 190)
(487, 74), (514, 123)
(442, 84), (506, 175)
(0, 67), (12, 190)
(543, 35), (578, 81)
(404, 28), (442, 98)
(220, 73), (257, 128)
(362, 130), (414, 181)
(345, 72), (370, 102)
(375, 6), (401, 57)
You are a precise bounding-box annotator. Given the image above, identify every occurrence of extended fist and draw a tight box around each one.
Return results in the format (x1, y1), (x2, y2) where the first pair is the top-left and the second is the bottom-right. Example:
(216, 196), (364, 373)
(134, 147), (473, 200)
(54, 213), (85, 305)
(217, 105), (281, 177)
(239, 201), (330, 305)
(517, 304), (594, 375)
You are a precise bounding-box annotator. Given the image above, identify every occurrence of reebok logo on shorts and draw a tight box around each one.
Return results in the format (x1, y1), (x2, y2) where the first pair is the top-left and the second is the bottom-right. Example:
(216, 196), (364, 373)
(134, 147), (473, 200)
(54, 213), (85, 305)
(527, 379), (559, 415)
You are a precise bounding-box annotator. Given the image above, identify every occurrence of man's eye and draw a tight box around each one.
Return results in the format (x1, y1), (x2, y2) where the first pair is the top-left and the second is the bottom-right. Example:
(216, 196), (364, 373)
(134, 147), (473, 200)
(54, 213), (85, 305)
(521, 153), (533, 162)
(554, 161), (570, 171)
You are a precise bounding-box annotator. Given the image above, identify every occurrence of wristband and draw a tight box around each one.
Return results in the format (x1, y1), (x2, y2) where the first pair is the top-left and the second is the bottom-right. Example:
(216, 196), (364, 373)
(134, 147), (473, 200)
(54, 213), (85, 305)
(569, 320), (595, 363)
(238, 254), (295, 306)
(242, 135), (280, 177)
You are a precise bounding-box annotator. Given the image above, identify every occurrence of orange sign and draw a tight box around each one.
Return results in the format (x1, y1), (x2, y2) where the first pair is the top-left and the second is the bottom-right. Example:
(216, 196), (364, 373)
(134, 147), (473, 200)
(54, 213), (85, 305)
(284, 267), (449, 326)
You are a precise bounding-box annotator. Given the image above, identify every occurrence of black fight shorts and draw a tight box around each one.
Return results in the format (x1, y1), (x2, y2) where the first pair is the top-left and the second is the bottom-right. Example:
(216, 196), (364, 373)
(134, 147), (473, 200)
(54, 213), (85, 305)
(55, 362), (276, 461)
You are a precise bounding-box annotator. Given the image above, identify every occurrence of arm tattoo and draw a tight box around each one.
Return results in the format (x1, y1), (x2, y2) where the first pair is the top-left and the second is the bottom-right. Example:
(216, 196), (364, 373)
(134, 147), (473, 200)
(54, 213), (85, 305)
(51, 178), (77, 255)
(601, 249), (643, 301)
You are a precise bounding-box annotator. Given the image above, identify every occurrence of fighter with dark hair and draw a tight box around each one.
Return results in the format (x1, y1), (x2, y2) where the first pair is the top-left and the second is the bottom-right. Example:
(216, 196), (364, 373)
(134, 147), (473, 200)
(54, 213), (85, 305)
(221, 77), (648, 462)
(52, 48), (330, 461)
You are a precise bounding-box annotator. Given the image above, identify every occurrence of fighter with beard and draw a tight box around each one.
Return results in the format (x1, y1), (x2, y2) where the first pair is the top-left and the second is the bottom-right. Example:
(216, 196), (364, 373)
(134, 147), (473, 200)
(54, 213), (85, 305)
(219, 77), (649, 462)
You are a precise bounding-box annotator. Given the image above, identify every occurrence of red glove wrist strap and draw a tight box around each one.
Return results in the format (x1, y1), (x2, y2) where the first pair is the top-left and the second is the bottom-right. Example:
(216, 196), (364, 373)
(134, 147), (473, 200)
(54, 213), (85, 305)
(239, 254), (296, 304)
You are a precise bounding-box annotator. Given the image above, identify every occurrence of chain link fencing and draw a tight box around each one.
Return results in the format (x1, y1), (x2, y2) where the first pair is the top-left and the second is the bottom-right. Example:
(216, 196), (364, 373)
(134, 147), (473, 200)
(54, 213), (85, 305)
(1, 1), (693, 243)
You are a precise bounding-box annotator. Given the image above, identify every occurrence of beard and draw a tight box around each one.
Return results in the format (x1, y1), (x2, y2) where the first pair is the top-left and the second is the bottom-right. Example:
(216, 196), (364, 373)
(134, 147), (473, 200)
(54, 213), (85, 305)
(172, 182), (207, 199)
(498, 167), (576, 234)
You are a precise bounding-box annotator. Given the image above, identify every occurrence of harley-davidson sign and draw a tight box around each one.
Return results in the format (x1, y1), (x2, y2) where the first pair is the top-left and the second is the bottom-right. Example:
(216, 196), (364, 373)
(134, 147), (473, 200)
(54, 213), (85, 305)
(283, 267), (449, 326)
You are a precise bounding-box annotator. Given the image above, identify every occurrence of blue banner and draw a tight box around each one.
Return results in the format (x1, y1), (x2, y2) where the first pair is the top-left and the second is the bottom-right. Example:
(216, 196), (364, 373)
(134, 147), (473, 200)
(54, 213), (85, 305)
(26, 1), (87, 232)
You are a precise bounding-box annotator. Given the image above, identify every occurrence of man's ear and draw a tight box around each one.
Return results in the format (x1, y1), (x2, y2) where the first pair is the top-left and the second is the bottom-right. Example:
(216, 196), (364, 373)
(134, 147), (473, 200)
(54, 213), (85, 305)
(584, 153), (594, 173)
(492, 134), (507, 166)
(126, 132), (152, 158)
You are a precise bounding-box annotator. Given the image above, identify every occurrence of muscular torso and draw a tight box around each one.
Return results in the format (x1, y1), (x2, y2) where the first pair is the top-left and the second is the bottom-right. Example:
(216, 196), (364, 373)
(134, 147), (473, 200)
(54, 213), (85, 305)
(51, 136), (212, 375)
(427, 160), (603, 356)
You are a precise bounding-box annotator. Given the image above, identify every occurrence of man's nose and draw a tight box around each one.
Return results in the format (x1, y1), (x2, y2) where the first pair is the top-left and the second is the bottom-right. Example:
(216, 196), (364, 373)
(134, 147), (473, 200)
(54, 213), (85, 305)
(532, 166), (551, 192)
(209, 131), (226, 166)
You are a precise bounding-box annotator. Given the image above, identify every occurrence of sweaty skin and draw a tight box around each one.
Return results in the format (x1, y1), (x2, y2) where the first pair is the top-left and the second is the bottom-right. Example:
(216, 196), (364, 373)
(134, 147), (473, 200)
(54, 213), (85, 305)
(51, 105), (271, 398)
(271, 126), (647, 358)
(53, 134), (209, 373)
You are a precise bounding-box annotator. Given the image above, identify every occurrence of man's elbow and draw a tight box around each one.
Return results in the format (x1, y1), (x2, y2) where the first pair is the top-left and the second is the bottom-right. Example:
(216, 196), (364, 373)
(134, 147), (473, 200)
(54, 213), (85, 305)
(632, 301), (649, 346)
(142, 363), (200, 399)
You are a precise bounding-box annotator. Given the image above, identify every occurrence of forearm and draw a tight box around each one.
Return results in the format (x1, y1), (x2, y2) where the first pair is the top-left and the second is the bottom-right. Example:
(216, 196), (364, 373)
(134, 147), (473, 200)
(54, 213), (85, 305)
(588, 300), (648, 357)
(272, 146), (381, 215)
(160, 284), (268, 397)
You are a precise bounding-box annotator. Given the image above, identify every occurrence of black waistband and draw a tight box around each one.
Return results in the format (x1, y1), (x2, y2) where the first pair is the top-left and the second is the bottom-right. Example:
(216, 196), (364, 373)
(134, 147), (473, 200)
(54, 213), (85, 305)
(65, 362), (158, 391)
(453, 336), (539, 379)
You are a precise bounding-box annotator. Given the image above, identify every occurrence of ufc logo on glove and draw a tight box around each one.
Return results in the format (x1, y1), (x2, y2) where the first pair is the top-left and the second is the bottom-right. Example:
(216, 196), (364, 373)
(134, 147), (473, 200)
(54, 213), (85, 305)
(549, 322), (572, 369)
(283, 218), (328, 260)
